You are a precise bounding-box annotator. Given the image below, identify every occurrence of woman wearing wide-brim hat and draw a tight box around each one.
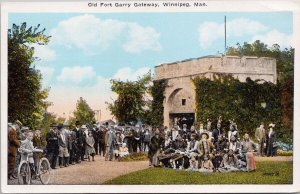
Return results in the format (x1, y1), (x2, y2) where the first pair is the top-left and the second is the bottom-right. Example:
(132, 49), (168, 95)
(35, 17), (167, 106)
(197, 131), (212, 165)
(199, 132), (209, 140)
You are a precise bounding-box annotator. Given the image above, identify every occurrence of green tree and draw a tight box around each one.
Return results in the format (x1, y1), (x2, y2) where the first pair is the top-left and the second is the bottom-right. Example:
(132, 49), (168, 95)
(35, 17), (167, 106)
(146, 79), (167, 127)
(39, 112), (56, 137)
(8, 22), (51, 128)
(73, 97), (95, 125)
(107, 73), (151, 125)
(226, 40), (294, 140)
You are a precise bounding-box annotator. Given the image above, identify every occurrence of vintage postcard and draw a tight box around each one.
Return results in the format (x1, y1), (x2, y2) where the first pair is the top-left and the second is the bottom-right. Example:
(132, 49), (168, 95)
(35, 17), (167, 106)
(1, 0), (299, 193)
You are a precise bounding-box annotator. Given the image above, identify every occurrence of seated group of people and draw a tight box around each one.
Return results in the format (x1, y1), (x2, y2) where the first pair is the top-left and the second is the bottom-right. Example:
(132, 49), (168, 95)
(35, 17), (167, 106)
(151, 122), (257, 173)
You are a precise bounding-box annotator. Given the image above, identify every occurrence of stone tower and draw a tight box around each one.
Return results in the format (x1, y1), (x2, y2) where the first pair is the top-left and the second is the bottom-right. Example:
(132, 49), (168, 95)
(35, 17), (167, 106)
(154, 55), (277, 128)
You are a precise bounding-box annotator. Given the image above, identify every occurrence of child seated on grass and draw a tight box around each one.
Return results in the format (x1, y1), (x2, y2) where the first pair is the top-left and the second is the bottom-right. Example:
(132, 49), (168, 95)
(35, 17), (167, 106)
(198, 155), (214, 173)
(186, 155), (198, 171)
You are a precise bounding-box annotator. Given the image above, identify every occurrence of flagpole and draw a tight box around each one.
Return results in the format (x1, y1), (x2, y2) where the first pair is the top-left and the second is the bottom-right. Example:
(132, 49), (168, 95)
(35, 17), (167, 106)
(225, 15), (227, 55)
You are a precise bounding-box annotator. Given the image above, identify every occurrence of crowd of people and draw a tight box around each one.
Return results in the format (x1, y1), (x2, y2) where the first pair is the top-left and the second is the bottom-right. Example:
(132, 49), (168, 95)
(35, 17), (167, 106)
(8, 117), (277, 180)
(7, 120), (152, 180)
(148, 119), (277, 173)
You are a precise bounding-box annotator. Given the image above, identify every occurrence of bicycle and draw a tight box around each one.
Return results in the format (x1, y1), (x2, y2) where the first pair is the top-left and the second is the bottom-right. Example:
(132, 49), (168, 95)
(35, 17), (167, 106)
(17, 148), (52, 184)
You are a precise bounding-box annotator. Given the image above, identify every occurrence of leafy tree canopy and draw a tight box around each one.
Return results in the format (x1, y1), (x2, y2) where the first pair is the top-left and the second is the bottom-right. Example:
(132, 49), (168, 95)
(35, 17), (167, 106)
(226, 40), (294, 131)
(73, 97), (95, 126)
(8, 22), (51, 128)
(226, 40), (294, 82)
(107, 73), (151, 125)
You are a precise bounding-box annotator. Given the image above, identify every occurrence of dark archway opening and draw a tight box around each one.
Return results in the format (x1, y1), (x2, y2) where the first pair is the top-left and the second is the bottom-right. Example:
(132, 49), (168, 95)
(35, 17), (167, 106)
(170, 113), (195, 130)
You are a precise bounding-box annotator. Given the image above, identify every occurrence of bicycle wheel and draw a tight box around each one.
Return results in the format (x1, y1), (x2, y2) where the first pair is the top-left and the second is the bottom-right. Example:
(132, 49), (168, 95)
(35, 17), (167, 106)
(39, 158), (51, 184)
(17, 161), (31, 184)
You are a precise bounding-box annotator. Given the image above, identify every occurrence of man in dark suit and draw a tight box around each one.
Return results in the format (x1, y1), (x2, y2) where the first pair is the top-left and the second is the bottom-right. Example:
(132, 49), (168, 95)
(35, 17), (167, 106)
(132, 127), (142, 152)
(212, 122), (223, 145)
(91, 122), (100, 155)
(98, 126), (107, 157)
(68, 126), (77, 165)
(46, 125), (59, 169)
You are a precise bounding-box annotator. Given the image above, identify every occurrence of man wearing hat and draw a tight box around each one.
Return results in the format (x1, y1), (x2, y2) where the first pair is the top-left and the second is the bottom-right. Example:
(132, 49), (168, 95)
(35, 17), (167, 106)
(212, 122), (223, 145)
(68, 124), (77, 165)
(105, 125), (116, 161)
(57, 124), (70, 167)
(197, 132), (212, 167)
(91, 121), (100, 155)
(132, 126), (142, 153)
(148, 129), (164, 167)
(98, 125), (107, 157)
(74, 121), (84, 162)
(255, 123), (266, 157)
(8, 124), (20, 179)
(79, 125), (88, 161)
(46, 124), (59, 169)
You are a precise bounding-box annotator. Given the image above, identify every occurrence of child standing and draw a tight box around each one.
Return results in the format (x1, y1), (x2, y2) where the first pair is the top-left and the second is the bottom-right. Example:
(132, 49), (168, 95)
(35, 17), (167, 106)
(85, 131), (96, 161)
(20, 131), (36, 179)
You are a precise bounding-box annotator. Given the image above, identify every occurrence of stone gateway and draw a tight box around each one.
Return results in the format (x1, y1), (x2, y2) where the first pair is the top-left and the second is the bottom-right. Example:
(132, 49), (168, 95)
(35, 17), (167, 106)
(154, 55), (277, 128)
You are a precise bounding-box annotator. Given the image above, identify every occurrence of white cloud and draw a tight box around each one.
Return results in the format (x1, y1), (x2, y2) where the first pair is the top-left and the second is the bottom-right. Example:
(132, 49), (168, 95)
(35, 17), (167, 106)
(198, 18), (269, 49)
(113, 67), (150, 81)
(198, 22), (223, 49)
(226, 18), (268, 37)
(36, 66), (54, 86)
(50, 14), (161, 54)
(47, 66), (150, 120)
(29, 43), (56, 61)
(57, 66), (96, 83)
(123, 23), (162, 53)
(251, 30), (293, 48)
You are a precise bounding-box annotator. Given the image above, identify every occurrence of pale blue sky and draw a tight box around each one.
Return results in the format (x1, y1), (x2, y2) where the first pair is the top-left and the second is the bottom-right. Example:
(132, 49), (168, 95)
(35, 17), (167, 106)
(8, 12), (293, 119)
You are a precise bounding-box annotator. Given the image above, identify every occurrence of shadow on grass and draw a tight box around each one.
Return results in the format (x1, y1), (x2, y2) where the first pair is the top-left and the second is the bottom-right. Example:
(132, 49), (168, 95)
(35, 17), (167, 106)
(105, 161), (293, 184)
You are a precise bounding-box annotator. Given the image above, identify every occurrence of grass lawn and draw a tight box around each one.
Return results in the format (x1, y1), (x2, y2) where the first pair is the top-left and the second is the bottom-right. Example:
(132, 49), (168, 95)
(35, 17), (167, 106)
(105, 161), (293, 184)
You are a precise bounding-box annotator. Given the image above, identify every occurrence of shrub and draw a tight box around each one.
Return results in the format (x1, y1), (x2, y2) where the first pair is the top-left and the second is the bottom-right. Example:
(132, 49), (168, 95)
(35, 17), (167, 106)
(277, 150), (293, 156)
(119, 152), (148, 162)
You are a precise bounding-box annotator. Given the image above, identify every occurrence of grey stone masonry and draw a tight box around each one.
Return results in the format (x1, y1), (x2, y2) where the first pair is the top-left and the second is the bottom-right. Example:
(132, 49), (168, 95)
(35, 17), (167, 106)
(154, 55), (277, 128)
(155, 55), (276, 84)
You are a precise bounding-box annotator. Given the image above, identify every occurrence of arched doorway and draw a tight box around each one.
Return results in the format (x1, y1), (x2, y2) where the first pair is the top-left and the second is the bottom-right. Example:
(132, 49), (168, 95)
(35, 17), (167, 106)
(167, 88), (195, 129)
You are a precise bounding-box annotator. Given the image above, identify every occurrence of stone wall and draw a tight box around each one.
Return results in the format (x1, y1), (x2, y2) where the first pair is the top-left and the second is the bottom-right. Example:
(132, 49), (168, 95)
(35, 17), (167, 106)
(154, 55), (277, 127)
(155, 55), (277, 84)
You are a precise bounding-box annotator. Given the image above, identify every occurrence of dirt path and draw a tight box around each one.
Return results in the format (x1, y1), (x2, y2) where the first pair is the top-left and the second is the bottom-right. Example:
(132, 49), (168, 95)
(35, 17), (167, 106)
(50, 156), (149, 184)
(255, 156), (293, 162)
(8, 155), (149, 185)
(8, 155), (292, 185)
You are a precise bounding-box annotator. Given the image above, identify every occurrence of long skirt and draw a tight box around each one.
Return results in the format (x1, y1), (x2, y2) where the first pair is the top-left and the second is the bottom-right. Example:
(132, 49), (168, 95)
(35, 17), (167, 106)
(246, 152), (256, 171)
(151, 150), (160, 166)
(8, 154), (16, 176)
(85, 145), (96, 156)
